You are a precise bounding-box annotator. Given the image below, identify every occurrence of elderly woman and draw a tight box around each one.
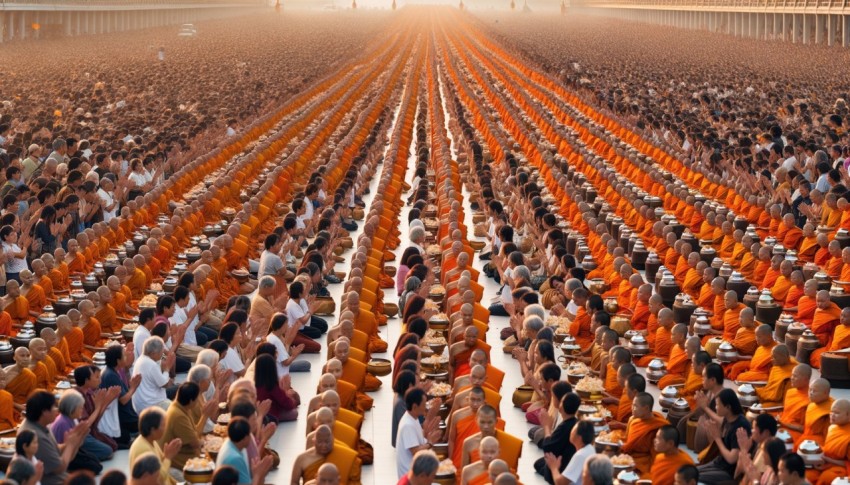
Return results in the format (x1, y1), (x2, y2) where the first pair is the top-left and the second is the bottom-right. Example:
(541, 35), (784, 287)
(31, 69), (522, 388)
(195, 349), (222, 402)
(129, 408), (181, 485)
(50, 390), (111, 472)
(187, 364), (216, 434)
(162, 382), (218, 471)
(399, 276), (422, 315)
(131, 336), (174, 412)
(101, 344), (140, 447)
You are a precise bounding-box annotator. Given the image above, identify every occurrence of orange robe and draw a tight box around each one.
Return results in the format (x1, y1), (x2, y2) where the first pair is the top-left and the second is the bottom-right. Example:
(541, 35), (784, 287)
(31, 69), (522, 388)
(771, 276), (793, 304)
(657, 345), (688, 388)
(755, 363), (794, 406)
(451, 414), (506, 468)
(797, 398), (835, 447)
(23, 285), (46, 314)
(638, 326), (671, 366)
(732, 327), (758, 356)
(808, 422), (850, 485)
(6, 368), (36, 404)
(38, 275), (55, 300)
(0, 390), (15, 431)
(0, 311), (11, 336)
(813, 303), (842, 346)
(4, 296), (29, 325)
(81, 318), (103, 348)
(631, 301), (650, 331)
(467, 430), (522, 471)
(32, 361), (50, 390)
(64, 327), (87, 361)
(604, 362), (623, 398)
(95, 304), (118, 334)
(650, 450), (694, 485)
(569, 308), (593, 348)
(812, 323), (850, 369)
(779, 388), (809, 443)
(621, 412), (670, 475)
(796, 296), (817, 325)
(721, 303), (746, 343)
(731, 343), (776, 381)
(453, 341), (492, 377)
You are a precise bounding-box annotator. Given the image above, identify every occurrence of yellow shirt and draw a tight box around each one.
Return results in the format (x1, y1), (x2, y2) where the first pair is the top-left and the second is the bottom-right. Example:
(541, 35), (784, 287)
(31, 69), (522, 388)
(129, 436), (176, 485)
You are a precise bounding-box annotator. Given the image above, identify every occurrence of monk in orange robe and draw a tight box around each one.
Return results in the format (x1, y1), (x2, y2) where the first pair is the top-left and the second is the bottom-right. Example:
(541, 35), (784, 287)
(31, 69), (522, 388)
(2, 280), (31, 328)
(462, 407), (522, 471)
(778, 364), (811, 444)
(0, 376), (16, 431)
(812, 307), (850, 369)
(796, 379), (834, 448)
(637, 308), (673, 367)
(770, 260), (795, 304)
(621, 393), (670, 476)
(94, 287), (119, 334)
(729, 324), (776, 381)
(719, 291), (746, 344)
(568, 289), (593, 348)
(813, 290), (842, 347)
(755, 345), (795, 407)
(450, 327), (490, 379)
(650, 426), (694, 485)
(448, 387), (505, 468)
(806, 398), (850, 485)
(796, 279), (819, 326)
(656, 326), (693, 388)
(5, 347), (37, 409)
(782, 214), (805, 249)
(19, 270), (46, 317)
(783, 271), (806, 310)
(460, 437), (501, 485)
(630, 285), (652, 331)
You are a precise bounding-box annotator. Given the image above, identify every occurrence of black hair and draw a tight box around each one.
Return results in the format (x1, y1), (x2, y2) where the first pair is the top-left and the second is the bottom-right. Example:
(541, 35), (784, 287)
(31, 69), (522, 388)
(253, 354), (279, 391)
(227, 416), (252, 442)
(211, 466), (240, 485)
(779, 453), (805, 478)
(393, 369), (417, 396)
(218, 322), (239, 345)
(73, 365), (99, 387)
(404, 387), (427, 411)
(176, 382), (201, 406)
(716, 388), (744, 416)
(104, 345), (124, 369)
(14, 429), (36, 456)
(574, 420), (595, 446)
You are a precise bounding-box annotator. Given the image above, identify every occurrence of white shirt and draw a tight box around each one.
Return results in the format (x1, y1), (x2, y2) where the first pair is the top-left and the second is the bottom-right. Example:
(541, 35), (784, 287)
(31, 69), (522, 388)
(562, 444), (595, 484)
(220, 347), (245, 375)
(131, 355), (170, 412)
(266, 333), (290, 377)
(97, 188), (117, 222)
(2, 243), (27, 274)
(129, 171), (147, 189)
(396, 412), (426, 478)
(304, 197), (314, 221)
(258, 250), (284, 277)
(286, 298), (308, 330)
(132, 325), (152, 361)
(170, 303), (198, 346)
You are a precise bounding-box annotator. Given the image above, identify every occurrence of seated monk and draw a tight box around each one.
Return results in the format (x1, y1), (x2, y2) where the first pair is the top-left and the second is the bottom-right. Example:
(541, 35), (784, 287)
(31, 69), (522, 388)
(65, 239), (88, 275)
(650, 426), (694, 485)
(838, 247), (850, 292)
(637, 308), (674, 367)
(567, 289), (593, 349)
(452, 350), (505, 394)
(680, 254), (704, 298)
(812, 307), (850, 369)
(630, 284), (652, 332)
(608, 368), (641, 427)
(57, 313), (89, 365)
(460, 436), (500, 485)
(657, 330), (696, 389)
(308, 374), (345, 415)
(602, 347), (632, 406)
(796, 379), (834, 447)
(770, 261), (795, 305)
(795, 279), (819, 326)
(731, 308), (758, 356)
(778, 364), (812, 444)
(806, 399), (850, 485)
(19, 270), (46, 317)
(450, 327), (490, 380)
(718, 291), (746, 345)
(485, 460), (511, 485)
(324, 361), (361, 413)
(813, 290), (842, 348)
(621, 393), (670, 477)
(95, 287), (119, 334)
(0, 370), (16, 430)
(1, 280), (30, 330)
(755, 345), (796, 407)
(31, 259), (56, 301)
(5, 347), (36, 411)
(680, 351), (713, 410)
(798, 224), (819, 262)
(449, 304), (488, 345)
(123, 258), (147, 301)
(42, 253), (68, 294)
(305, 407), (368, 465)
(450, 366), (502, 417)
(28, 338), (53, 391)
(461, 405), (522, 470)
(77, 300), (105, 353)
(782, 214), (805, 249)
(332, 340), (375, 410)
(290, 425), (361, 485)
(728, 324), (775, 381)
(782, 271), (806, 310)
(448, 386), (506, 469)
(107, 275), (136, 317)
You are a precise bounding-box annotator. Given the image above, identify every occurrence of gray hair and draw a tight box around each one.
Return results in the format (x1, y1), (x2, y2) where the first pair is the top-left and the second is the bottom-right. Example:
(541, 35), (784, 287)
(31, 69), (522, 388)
(132, 452), (162, 479)
(259, 276), (276, 289)
(188, 364), (211, 384)
(512, 265), (531, 283)
(6, 457), (37, 485)
(410, 226), (425, 242)
(404, 276), (422, 293)
(523, 315), (545, 332)
(565, 278), (584, 291)
(196, 349), (220, 369)
(143, 336), (165, 357)
(52, 138), (66, 151)
(585, 454), (614, 485)
(524, 304), (546, 320)
(58, 390), (85, 417)
(410, 450), (440, 477)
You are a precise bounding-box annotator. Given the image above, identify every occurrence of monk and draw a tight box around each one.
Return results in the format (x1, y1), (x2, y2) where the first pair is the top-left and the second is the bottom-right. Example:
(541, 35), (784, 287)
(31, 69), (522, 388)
(630, 284), (652, 331)
(460, 437), (500, 485)
(290, 425), (361, 485)
(5, 347), (36, 410)
(621, 392), (670, 476)
(680, 351), (712, 409)
(461, 405), (522, 470)
(19, 270), (46, 317)
(650, 426), (694, 485)
(324, 360), (360, 413)
(27, 338), (52, 391)
(77, 300), (105, 352)
(602, 347), (631, 404)
(729, 324), (776, 381)
(568, 288), (593, 348)
(811, 307), (850, 369)
(806, 399), (850, 485)
(41, 328), (69, 376)
(0, 371), (17, 430)
(58, 313), (89, 365)
(450, 327), (490, 379)
(94, 286), (119, 334)
(451, 366), (502, 417)
(782, 214), (805, 249)
(770, 260), (795, 304)
(637, 308), (673, 366)
(797, 378), (834, 447)
(718, 291), (745, 344)
(755, 345), (795, 406)
(657, 330), (696, 388)
(783, 271), (806, 310)
(449, 387), (496, 468)
(731, 307), (758, 357)
(332, 340), (375, 410)
(795, 279), (819, 326)
(778, 364), (812, 443)
(609, 370), (642, 428)
(2, 280), (31, 328)
(812, 290), (842, 347)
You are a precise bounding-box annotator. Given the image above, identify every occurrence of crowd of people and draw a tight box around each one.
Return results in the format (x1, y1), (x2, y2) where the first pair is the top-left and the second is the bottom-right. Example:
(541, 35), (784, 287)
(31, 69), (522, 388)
(2, 5), (850, 485)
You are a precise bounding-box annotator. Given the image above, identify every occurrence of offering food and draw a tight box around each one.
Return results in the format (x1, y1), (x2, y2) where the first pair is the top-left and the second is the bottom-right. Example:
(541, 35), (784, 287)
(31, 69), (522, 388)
(426, 245), (442, 256)
(437, 459), (456, 476)
(149, 283), (163, 292)
(574, 376), (604, 393)
(203, 435), (223, 454)
(139, 294), (158, 308)
(611, 454), (636, 467)
(105, 254), (119, 262)
(422, 354), (449, 366)
(424, 299), (440, 311)
(213, 424), (228, 436)
(429, 285), (446, 296)
(567, 362), (590, 375)
(422, 331), (447, 346)
(0, 438), (15, 452)
(187, 247), (201, 255)
(596, 429), (626, 444)
(123, 323), (139, 331)
(429, 382), (452, 397)
(184, 457), (214, 472)
(547, 316), (571, 329)
(217, 413), (231, 425)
